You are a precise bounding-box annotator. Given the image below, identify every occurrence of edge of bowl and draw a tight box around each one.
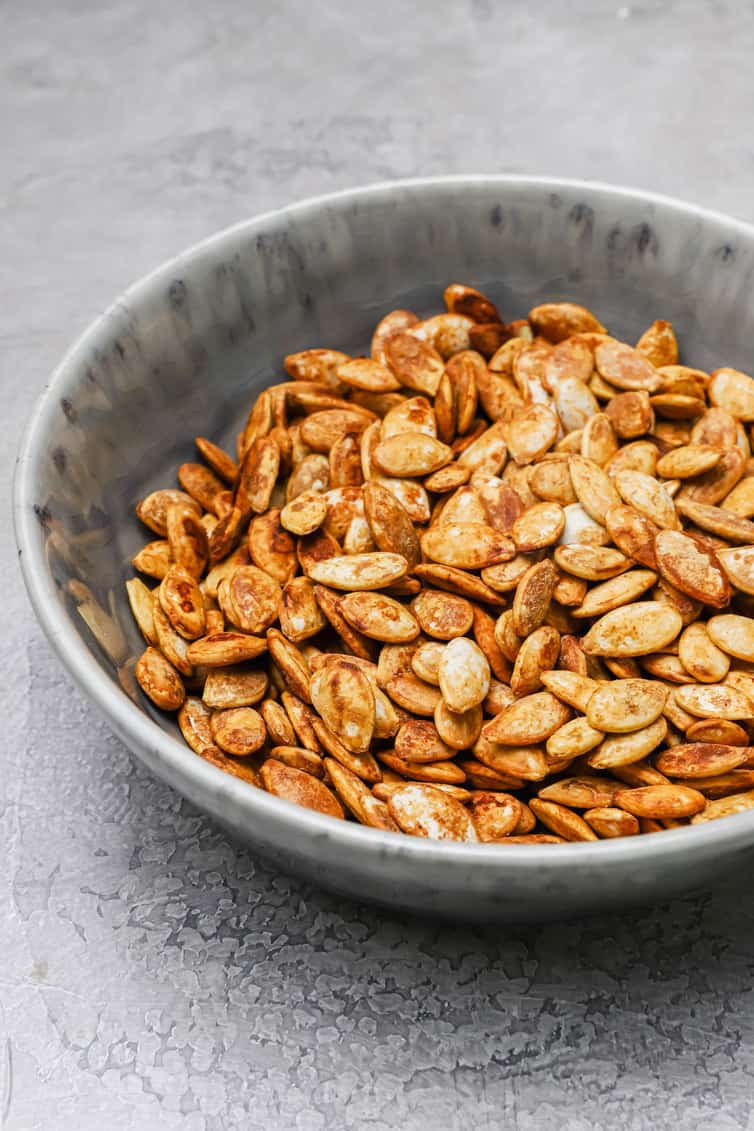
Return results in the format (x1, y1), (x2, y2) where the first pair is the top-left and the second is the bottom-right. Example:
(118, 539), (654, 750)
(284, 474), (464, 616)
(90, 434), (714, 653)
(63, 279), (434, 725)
(14, 173), (754, 873)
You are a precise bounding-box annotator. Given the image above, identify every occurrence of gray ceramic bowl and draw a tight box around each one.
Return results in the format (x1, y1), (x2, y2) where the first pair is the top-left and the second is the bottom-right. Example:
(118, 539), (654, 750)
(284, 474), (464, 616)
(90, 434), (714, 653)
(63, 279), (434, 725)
(15, 176), (754, 922)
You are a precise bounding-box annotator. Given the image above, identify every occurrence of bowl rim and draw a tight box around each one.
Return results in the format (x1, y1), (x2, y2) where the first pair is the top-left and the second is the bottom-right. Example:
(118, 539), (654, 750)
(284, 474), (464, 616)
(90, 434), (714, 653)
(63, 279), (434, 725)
(14, 172), (754, 870)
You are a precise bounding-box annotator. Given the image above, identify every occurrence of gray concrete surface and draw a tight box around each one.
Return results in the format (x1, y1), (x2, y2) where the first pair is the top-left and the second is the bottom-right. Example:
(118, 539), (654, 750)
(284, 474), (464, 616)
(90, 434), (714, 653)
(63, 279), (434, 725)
(3, 1), (754, 1127)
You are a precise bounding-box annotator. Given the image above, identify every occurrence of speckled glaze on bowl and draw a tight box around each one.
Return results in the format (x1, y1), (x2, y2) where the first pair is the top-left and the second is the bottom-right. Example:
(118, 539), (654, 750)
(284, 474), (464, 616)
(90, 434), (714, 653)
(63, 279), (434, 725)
(15, 176), (754, 922)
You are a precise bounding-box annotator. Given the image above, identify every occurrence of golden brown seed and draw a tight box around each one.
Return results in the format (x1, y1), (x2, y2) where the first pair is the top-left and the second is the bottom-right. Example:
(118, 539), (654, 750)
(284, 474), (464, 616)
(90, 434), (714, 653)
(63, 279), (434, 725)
(678, 448), (747, 506)
(132, 539), (172, 580)
(586, 679), (667, 733)
(158, 566), (207, 642)
(395, 719), (456, 763)
(675, 683), (753, 721)
(265, 629), (311, 700)
(584, 806), (640, 838)
(434, 699), (483, 749)
(385, 332), (445, 395)
(653, 530), (730, 608)
(572, 569), (657, 620)
(126, 577), (158, 645)
(379, 751), (467, 784)
(717, 546), (754, 596)
(594, 339), (661, 392)
(280, 491), (329, 536)
(166, 505), (209, 578)
(411, 589), (473, 641)
(261, 759), (344, 819)
(655, 743), (749, 778)
(614, 470), (679, 530)
(137, 489), (200, 535)
(372, 432), (452, 477)
(421, 522), (515, 570)
(267, 746), (324, 777)
(708, 367), (754, 420)
(554, 543), (632, 582)
(387, 784), (478, 842)
(178, 696), (222, 755)
(707, 614), (754, 661)
(511, 559), (558, 636)
(468, 792), (523, 841)
(210, 707), (266, 756)
(202, 666), (269, 710)
(691, 790), (754, 823)
(135, 647), (185, 710)
(279, 577), (328, 643)
(545, 717), (601, 761)
(510, 626), (561, 698)
(310, 658), (375, 753)
(482, 691), (571, 745)
(438, 637), (491, 712)
(336, 591), (419, 643)
(362, 480), (421, 569)
(306, 552), (408, 591)
(538, 775), (618, 809)
(411, 641), (446, 685)
(506, 404), (559, 465)
(540, 670), (599, 712)
(656, 444), (721, 479)
(588, 717), (668, 769)
(260, 699), (297, 746)
(529, 302), (605, 343)
(614, 784), (706, 819)
(512, 501), (565, 552)
(529, 799), (599, 841)
(582, 601), (683, 657)
(685, 719), (749, 746)
(186, 631), (267, 667)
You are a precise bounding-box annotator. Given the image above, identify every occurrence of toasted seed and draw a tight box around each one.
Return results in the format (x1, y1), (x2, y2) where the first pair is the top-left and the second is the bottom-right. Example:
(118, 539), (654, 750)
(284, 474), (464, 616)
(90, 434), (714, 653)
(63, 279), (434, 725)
(655, 743), (749, 778)
(614, 470), (679, 530)
(506, 404), (559, 465)
(719, 477), (754, 518)
(708, 367), (754, 420)
(588, 717), (668, 769)
(717, 546), (754, 595)
(265, 629), (311, 700)
(529, 302), (605, 343)
(434, 699), (483, 749)
(132, 539), (172, 579)
(410, 641), (445, 685)
(707, 614), (754, 661)
(411, 589), (473, 641)
(210, 707), (266, 756)
(416, 313), (475, 358)
(438, 637), (491, 712)
(306, 552), (408, 591)
(456, 421), (508, 476)
(336, 591), (419, 644)
(277, 577), (325, 643)
(538, 775), (618, 809)
(421, 522), (515, 570)
(469, 792), (522, 841)
(572, 569), (657, 620)
(540, 670), (599, 712)
(472, 737), (548, 782)
(166, 505), (209, 578)
(675, 498), (754, 543)
(656, 445), (721, 479)
(137, 490), (200, 535)
(126, 577), (158, 645)
(457, 759), (524, 791)
(310, 659), (375, 753)
(135, 647), (185, 710)
(512, 502), (565, 552)
(361, 480), (421, 569)
(178, 696), (222, 755)
(686, 718), (749, 746)
(481, 556), (530, 593)
(384, 332), (445, 395)
(615, 784), (706, 819)
(604, 391), (654, 440)
(482, 691), (571, 745)
(280, 490), (329, 536)
(202, 665), (268, 709)
(554, 543), (631, 582)
(259, 699), (296, 746)
(267, 745), (324, 777)
(546, 716), (604, 759)
(584, 807), (640, 838)
(529, 799), (598, 841)
(511, 559), (558, 637)
(186, 631), (267, 667)
(510, 626), (561, 698)
(372, 432), (452, 478)
(261, 759), (344, 819)
(675, 683), (753, 720)
(653, 530), (730, 608)
(691, 790), (754, 823)
(604, 505), (659, 569)
(395, 719), (456, 763)
(595, 340), (661, 392)
(424, 464), (471, 493)
(678, 448), (747, 506)
(582, 601), (682, 657)
(387, 783), (478, 842)
(586, 679), (667, 734)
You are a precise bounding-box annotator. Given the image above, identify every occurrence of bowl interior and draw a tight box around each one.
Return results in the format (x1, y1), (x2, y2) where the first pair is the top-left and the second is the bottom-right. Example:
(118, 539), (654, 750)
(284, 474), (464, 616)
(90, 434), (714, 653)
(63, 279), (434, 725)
(16, 177), (754, 874)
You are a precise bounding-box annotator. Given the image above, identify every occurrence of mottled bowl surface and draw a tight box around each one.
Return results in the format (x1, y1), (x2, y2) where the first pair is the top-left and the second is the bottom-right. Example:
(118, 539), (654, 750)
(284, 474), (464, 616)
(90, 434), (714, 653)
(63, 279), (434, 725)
(15, 176), (754, 922)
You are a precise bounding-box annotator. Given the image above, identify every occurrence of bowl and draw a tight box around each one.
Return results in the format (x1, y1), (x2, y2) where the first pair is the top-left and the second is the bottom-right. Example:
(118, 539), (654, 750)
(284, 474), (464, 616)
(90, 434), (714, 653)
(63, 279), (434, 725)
(15, 175), (754, 923)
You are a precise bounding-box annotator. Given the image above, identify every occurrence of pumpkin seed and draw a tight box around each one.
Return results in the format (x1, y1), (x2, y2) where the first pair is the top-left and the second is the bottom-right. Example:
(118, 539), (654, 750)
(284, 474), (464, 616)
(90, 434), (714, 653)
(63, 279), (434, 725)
(582, 601), (682, 657)
(387, 783), (478, 841)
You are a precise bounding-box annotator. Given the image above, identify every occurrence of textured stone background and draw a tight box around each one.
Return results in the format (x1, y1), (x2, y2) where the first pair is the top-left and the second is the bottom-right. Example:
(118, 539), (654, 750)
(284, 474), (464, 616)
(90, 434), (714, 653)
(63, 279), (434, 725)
(4, 1), (754, 1127)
